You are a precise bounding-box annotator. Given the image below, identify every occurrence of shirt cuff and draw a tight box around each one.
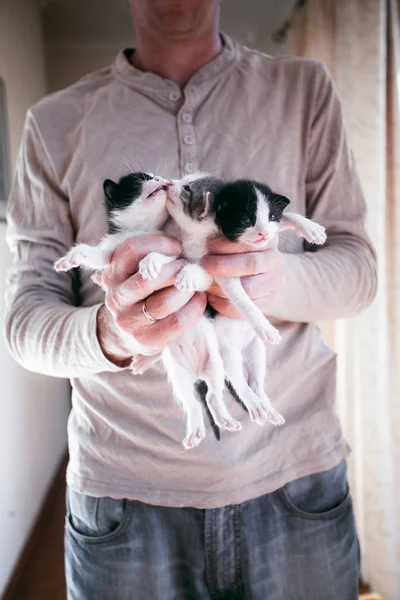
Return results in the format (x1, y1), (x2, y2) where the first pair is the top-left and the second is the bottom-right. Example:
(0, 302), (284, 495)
(83, 303), (131, 373)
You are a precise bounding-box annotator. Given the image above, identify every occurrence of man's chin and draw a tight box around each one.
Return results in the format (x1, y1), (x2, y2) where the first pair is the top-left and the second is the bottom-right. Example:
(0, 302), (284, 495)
(155, 14), (201, 38)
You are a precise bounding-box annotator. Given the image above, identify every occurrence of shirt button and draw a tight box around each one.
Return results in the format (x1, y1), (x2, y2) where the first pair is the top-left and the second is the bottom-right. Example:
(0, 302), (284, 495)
(183, 134), (194, 145)
(169, 91), (180, 101)
(185, 162), (194, 173)
(182, 112), (192, 123)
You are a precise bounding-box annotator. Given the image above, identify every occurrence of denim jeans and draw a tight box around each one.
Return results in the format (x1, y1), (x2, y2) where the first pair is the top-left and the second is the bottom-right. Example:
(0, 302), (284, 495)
(64, 460), (359, 599)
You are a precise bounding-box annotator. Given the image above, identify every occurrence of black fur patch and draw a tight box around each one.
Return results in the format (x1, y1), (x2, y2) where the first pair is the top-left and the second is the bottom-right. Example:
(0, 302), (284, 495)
(204, 302), (218, 319)
(181, 176), (223, 221)
(213, 179), (290, 241)
(195, 381), (221, 441)
(103, 172), (153, 233)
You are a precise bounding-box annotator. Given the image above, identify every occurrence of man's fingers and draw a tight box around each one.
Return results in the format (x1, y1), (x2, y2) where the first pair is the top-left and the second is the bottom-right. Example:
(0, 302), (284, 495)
(102, 235), (183, 287)
(207, 293), (275, 319)
(206, 295), (242, 319)
(207, 235), (278, 254)
(136, 292), (207, 348)
(241, 272), (284, 299)
(207, 237), (256, 255)
(201, 249), (283, 278)
(207, 280), (223, 296)
(207, 272), (283, 300)
(105, 259), (186, 313)
(111, 287), (194, 330)
(142, 287), (195, 322)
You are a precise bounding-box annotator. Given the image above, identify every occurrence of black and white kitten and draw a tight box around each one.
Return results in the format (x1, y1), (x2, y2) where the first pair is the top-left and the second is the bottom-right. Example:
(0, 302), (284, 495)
(54, 171), (172, 362)
(139, 173), (326, 429)
(144, 176), (244, 448)
(54, 171), (171, 273)
(54, 170), (240, 449)
(211, 179), (326, 426)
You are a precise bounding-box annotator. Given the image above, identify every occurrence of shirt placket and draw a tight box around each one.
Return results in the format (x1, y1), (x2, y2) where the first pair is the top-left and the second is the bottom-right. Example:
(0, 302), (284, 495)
(177, 84), (199, 177)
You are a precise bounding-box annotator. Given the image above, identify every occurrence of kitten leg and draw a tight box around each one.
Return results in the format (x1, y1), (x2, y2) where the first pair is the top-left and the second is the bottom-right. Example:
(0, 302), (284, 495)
(91, 272), (105, 288)
(279, 213), (326, 245)
(175, 263), (213, 292)
(202, 328), (242, 432)
(139, 252), (178, 280)
(216, 277), (281, 344)
(220, 339), (280, 426)
(243, 335), (285, 426)
(54, 231), (132, 273)
(130, 353), (162, 375)
(162, 348), (206, 449)
(54, 244), (111, 272)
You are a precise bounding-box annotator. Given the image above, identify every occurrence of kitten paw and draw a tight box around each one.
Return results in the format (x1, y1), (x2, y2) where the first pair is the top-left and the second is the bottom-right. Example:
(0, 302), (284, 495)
(183, 426), (206, 449)
(139, 252), (171, 280)
(130, 354), (159, 375)
(249, 406), (284, 427)
(54, 244), (106, 271)
(91, 272), (104, 289)
(249, 407), (271, 426)
(255, 324), (281, 345)
(175, 264), (212, 292)
(241, 392), (285, 427)
(54, 246), (88, 271)
(215, 416), (242, 432)
(299, 222), (327, 245)
(265, 408), (285, 427)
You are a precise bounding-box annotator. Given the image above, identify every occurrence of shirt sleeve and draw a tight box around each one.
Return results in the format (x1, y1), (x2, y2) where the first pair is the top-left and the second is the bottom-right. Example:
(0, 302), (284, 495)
(4, 111), (126, 378)
(269, 63), (377, 323)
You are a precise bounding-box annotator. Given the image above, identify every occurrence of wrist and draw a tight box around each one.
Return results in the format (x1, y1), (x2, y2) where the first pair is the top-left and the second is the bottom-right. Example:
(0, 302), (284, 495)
(96, 304), (132, 368)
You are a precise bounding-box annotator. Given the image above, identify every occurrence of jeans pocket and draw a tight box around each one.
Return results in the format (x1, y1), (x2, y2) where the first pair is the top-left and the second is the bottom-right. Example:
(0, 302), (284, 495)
(278, 460), (352, 520)
(66, 487), (132, 544)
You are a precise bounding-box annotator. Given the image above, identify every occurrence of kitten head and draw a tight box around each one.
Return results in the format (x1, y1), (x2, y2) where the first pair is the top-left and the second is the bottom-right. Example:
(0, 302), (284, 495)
(166, 172), (222, 236)
(103, 171), (171, 233)
(214, 180), (290, 247)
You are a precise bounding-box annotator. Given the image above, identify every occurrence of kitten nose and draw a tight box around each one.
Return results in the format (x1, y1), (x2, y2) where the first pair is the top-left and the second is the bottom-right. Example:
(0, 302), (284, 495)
(154, 176), (161, 182)
(257, 232), (267, 240)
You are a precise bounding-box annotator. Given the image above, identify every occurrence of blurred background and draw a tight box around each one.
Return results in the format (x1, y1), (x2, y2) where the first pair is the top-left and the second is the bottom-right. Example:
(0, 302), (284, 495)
(0, 1), (398, 599)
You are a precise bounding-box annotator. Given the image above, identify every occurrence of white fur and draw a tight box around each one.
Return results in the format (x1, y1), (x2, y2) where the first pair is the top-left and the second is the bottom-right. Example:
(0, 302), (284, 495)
(56, 172), (326, 446)
(212, 197), (327, 428)
(137, 175), (244, 447)
(139, 252), (177, 280)
(140, 178), (327, 433)
(54, 175), (170, 273)
(54, 174), (171, 362)
(214, 318), (285, 426)
(137, 176), (285, 436)
(162, 317), (241, 449)
(279, 212), (327, 244)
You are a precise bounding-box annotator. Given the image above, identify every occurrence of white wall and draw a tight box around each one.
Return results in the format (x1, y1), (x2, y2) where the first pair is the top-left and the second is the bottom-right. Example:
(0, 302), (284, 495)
(0, 1), (70, 596)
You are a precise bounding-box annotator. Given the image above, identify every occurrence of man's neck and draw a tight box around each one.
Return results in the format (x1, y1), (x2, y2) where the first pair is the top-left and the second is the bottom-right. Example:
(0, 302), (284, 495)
(130, 29), (223, 89)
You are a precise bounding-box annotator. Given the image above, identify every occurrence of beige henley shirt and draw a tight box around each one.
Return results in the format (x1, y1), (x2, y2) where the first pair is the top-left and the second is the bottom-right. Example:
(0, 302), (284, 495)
(4, 34), (377, 508)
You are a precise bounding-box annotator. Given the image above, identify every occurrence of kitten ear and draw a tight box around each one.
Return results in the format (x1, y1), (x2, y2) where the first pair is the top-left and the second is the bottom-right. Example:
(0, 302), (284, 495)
(270, 193), (290, 211)
(103, 179), (117, 207)
(199, 191), (212, 219)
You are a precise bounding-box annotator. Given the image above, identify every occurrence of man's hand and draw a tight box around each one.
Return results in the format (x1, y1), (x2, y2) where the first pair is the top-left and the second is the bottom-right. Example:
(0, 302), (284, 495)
(97, 235), (207, 366)
(201, 236), (284, 319)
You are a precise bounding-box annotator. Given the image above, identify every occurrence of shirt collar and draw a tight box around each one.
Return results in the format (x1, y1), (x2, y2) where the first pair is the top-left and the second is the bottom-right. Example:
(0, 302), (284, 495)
(112, 32), (239, 94)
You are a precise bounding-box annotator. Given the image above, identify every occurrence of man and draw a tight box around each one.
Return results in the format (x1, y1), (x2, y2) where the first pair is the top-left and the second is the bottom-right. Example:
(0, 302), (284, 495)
(4, 0), (376, 598)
